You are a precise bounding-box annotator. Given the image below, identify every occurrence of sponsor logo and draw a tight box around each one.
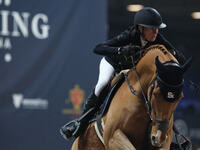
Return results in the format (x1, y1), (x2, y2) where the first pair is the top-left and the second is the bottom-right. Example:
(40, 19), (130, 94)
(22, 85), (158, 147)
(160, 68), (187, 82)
(0, 0), (50, 62)
(167, 92), (174, 99)
(62, 84), (84, 115)
(12, 93), (48, 110)
(0, 0), (11, 6)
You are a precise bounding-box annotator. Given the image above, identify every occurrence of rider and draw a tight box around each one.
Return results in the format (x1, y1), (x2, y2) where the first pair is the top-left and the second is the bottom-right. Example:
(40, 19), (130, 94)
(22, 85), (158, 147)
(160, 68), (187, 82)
(61, 7), (186, 139)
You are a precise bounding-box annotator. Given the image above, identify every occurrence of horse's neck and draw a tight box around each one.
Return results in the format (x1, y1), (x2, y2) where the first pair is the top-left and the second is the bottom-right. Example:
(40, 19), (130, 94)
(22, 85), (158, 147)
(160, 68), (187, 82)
(132, 46), (173, 92)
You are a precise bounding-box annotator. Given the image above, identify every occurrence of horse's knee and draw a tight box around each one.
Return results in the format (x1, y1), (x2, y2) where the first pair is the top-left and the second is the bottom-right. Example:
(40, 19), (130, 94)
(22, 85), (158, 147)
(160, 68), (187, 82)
(108, 129), (123, 149)
(114, 129), (123, 137)
(108, 129), (136, 150)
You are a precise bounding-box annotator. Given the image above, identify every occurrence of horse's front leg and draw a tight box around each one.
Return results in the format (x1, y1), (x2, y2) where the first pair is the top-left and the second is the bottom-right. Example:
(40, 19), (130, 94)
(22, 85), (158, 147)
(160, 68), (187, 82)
(108, 129), (136, 150)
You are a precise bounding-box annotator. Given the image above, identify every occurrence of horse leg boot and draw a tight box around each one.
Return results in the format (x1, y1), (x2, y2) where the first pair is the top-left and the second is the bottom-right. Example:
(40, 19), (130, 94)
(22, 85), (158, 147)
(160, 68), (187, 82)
(60, 88), (107, 139)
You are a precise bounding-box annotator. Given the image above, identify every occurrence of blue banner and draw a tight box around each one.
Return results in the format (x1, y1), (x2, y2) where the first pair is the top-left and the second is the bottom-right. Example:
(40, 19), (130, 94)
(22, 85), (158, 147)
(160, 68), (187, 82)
(0, 0), (107, 149)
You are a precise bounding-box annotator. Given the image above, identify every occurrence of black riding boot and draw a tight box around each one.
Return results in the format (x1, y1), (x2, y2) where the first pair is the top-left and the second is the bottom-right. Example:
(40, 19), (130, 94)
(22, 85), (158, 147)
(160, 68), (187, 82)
(60, 90), (101, 140)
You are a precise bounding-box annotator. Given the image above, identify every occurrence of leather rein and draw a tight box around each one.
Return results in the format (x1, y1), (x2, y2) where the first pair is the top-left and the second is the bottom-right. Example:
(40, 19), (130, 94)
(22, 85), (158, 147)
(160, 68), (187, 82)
(123, 66), (170, 132)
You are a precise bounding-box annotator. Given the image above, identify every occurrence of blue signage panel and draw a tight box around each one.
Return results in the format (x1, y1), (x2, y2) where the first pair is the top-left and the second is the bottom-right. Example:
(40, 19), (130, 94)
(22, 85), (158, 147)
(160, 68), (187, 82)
(0, 0), (107, 149)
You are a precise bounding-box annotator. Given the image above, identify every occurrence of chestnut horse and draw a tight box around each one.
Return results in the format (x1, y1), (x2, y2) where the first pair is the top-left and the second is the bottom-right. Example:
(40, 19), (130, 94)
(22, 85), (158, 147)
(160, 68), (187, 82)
(71, 45), (191, 150)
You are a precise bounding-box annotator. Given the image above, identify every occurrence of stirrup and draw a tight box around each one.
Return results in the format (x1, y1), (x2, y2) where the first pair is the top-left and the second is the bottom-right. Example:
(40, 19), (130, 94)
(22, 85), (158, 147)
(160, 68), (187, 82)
(60, 119), (81, 140)
(60, 108), (96, 140)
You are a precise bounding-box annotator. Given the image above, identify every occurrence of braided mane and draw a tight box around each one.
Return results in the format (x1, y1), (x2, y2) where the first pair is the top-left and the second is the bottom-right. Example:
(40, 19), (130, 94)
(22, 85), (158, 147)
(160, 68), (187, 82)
(144, 44), (169, 56)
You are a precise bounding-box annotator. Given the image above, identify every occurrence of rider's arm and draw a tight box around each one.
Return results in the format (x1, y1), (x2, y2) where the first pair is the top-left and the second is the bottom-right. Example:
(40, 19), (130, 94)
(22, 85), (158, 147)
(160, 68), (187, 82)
(93, 28), (133, 56)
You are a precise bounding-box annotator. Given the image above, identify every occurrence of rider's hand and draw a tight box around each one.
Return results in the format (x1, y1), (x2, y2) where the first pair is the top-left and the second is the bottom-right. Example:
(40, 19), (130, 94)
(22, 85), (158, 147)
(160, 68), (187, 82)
(118, 45), (141, 56)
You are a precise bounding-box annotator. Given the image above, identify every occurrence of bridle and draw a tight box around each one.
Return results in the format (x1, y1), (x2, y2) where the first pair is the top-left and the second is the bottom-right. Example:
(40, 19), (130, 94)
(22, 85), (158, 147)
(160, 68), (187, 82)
(147, 77), (171, 132)
(124, 55), (186, 133)
(124, 66), (175, 132)
(123, 54), (192, 149)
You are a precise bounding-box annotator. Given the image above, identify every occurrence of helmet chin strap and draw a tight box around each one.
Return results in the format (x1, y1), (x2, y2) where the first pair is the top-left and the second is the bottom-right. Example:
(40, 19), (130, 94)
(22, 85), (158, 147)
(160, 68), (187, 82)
(139, 26), (149, 47)
(140, 26), (149, 42)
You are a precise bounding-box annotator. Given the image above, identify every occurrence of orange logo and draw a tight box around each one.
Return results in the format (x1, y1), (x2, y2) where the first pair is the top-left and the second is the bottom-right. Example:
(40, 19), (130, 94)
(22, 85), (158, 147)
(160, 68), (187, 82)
(70, 85), (84, 110)
(62, 84), (85, 115)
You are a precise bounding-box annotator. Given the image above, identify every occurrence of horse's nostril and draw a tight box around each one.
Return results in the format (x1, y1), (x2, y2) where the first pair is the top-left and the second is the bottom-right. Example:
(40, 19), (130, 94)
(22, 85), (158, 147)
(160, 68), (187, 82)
(151, 135), (159, 144)
(152, 136), (156, 141)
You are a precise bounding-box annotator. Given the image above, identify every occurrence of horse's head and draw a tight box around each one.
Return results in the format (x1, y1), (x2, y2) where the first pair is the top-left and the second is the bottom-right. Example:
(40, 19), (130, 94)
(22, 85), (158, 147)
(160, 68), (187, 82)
(148, 56), (192, 147)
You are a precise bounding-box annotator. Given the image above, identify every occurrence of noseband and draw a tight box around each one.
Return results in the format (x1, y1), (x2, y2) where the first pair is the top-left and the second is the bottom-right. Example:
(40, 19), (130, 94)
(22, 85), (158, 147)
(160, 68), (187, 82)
(148, 78), (170, 131)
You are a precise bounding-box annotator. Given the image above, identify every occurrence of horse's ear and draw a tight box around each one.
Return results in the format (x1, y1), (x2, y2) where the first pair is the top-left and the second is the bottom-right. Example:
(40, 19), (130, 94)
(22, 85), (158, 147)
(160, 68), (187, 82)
(181, 57), (192, 73)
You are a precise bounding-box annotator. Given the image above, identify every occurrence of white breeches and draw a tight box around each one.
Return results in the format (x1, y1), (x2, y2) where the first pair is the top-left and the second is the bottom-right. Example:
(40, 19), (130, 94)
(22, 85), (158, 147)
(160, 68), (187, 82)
(94, 57), (115, 97)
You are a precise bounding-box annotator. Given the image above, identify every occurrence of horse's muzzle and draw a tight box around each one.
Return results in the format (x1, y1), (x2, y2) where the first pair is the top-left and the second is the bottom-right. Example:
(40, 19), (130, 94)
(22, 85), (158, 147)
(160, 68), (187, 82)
(151, 130), (168, 147)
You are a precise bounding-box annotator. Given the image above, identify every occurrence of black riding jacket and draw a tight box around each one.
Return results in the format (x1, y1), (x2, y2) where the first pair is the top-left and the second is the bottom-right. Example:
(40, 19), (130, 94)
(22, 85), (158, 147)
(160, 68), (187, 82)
(94, 27), (186, 72)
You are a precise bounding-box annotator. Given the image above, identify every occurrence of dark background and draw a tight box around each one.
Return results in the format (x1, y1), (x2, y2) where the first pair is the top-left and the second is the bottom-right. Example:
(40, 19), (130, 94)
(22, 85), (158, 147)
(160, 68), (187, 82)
(109, 0), (200, 77)
(0, 0), (199, 150)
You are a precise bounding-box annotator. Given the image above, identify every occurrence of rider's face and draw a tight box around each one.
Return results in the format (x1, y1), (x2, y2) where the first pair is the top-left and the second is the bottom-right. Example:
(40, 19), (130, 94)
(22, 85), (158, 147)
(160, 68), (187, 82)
(141, 26), (159, 42)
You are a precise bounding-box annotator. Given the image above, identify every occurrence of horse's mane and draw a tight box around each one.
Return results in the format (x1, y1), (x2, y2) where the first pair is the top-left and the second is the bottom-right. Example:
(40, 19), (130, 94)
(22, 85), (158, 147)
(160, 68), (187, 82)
(136, 44), (177, 71)
(128, 44), (178, 91)
(144, 44), (169, 57)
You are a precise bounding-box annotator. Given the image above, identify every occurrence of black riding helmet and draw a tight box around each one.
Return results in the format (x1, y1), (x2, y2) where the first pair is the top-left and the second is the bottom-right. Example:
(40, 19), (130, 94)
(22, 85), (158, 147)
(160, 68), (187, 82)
(134, 7), (166, 29)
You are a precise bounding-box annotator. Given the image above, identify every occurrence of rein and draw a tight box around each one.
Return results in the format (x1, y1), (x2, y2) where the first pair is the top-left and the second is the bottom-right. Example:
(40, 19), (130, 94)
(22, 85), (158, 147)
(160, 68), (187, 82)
(124, 65), (153, 121)
(124, 59), (171, 131)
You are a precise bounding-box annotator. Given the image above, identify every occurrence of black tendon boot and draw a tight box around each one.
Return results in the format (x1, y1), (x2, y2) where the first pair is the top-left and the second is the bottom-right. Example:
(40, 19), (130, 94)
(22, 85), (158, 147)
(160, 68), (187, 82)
(60, 90), (101, 140)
